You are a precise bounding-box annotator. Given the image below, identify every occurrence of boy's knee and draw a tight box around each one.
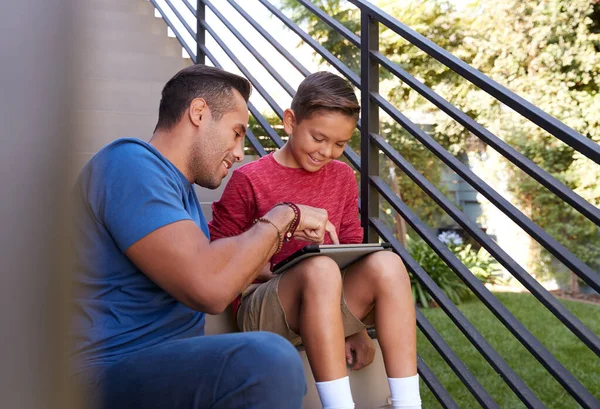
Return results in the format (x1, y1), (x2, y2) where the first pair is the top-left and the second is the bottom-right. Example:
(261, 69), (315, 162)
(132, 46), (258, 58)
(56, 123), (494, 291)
(367, 251), (410, 286)
(297, 256), (342, 292)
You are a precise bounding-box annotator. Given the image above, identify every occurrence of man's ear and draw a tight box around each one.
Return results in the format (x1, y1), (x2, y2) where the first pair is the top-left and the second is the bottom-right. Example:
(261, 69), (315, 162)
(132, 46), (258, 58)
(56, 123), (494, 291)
(189, 98), (207, 126)
(283, 108), (296, 135)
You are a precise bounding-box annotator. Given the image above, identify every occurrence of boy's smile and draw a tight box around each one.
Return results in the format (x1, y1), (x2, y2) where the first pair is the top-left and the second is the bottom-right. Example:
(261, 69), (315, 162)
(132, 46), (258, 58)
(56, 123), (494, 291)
(276, 109), (356, 172)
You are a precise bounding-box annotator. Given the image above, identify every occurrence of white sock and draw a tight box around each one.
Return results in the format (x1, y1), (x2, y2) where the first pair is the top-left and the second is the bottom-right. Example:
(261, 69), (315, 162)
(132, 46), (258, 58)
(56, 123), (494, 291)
(315, 376), (355, 409)
(388, 374), (421, 409)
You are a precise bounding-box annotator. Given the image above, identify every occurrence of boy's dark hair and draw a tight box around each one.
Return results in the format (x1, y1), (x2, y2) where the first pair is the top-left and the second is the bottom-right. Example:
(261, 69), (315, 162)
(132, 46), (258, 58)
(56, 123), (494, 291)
(155, 65), (252, 131)
(291, 72), (360, 123)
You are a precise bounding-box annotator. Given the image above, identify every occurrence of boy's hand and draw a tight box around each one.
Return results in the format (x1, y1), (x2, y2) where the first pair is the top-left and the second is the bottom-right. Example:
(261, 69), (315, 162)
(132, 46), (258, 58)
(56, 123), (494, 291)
(345, 329), (375, 370)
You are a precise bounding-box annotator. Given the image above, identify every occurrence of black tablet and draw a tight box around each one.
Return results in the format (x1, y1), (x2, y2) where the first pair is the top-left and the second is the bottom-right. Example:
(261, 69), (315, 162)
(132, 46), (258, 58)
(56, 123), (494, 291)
(272, 243), (392, 275)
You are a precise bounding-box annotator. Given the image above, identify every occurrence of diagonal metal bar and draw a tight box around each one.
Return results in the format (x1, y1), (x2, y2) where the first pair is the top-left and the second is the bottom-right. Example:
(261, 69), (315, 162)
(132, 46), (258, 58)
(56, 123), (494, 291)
(257, 0), (360, 87)
(202, 0), (296, 97)
(245, 128), (268, 157)
(227, 0), (311, 77)
(373, 51), (600, 227)
(417, 310), (501, 408)
(201, 19), (284, 118)
(371, 178), (600, 409)
(369, 219), (545, 409)
(184, 0), (196, 15)
(373, 92), (600, 294)
(200, 45), (284, 149)
(372, 133), (600, 358)
(295, 0), (360, 47)
(149, 0), (196, 61)
(348, 0), (600, 165)
(164, 0), (195, 40)
(248, 101), (285, 149)
(417, 357), (460, 409)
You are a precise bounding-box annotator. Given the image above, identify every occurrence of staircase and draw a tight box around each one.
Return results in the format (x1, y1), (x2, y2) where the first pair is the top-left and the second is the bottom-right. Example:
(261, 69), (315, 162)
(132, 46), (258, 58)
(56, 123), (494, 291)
(74, 0), (600, 408)
(72, 0), (191, 181)
(73, 1), (388, 407)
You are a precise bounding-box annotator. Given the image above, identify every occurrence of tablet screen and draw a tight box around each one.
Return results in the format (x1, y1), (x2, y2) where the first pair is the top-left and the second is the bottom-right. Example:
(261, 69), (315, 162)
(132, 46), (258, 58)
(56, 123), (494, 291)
(272, 243), (391, 274)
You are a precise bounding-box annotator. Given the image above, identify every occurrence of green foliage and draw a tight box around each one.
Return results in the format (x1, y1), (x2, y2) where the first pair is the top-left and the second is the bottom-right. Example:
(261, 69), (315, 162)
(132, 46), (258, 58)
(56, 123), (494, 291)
(419, 292), (600, 408)
(279, 0), (600, 284)
(407, 234), (503, 307)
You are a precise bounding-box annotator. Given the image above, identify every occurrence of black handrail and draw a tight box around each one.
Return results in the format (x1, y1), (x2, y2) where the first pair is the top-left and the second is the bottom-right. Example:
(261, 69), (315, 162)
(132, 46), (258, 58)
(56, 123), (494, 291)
(200, 45), (278, 154)
(416, 356), (460, 409)
(373, 91), (600, 294)
(371, 218), (545, 408)
(372, 133), (600, 357)
(149, 0), (195, 60)
(151, 1), (600, 407)
(295, 0), (360, 48)
(227, 0), (311, 77)
(349, 0), (600, 165)
(416, 309), (500, 408)
(371, 177), (598, 408)
(373, 51), (600, 227)
(257, 0), (361, 87)
(203, 0), (296, 97)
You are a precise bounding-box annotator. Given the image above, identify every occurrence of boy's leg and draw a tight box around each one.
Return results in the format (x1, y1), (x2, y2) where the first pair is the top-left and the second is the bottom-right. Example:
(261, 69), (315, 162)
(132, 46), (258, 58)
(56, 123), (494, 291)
(275, 255), (356, 409)
(238, 256), (355, 408)
(92, 332), (306, 409)
(342, 250), (416, 377)
(342, 251), (420, 408)
(276, 255), (347, 382)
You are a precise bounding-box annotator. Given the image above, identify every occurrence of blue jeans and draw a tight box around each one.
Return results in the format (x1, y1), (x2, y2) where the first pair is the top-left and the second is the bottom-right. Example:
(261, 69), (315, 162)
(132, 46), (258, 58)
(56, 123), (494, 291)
(80, 332), (306, 409)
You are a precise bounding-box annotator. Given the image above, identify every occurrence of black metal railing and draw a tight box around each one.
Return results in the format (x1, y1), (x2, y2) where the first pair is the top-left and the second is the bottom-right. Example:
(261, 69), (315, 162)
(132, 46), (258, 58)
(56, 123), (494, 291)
(149, 0), (600, 407)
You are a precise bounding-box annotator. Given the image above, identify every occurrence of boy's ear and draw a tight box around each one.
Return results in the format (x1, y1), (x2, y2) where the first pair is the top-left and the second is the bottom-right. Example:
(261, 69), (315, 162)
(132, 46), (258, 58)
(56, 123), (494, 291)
(283, 108), (296, 135)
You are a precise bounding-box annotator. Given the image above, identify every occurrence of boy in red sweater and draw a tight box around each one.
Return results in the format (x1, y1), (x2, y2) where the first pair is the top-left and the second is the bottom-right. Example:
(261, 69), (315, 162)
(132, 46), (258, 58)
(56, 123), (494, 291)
(209, 72), (420, 409)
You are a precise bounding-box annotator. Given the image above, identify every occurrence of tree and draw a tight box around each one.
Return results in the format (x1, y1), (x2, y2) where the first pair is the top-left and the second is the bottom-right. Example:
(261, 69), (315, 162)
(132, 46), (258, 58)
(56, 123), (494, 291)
(278, 0), (600, 292)
(453, 0), (600, 290)
(279, 0), (465, 234)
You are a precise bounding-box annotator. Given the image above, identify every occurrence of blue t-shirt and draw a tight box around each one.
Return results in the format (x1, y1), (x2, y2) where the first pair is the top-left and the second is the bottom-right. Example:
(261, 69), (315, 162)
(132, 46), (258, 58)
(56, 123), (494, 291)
(71, 138), (209, 375)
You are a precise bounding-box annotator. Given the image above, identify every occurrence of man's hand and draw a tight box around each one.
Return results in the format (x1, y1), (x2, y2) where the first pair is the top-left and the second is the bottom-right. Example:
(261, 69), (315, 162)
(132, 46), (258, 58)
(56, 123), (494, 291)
(294, 205), (339, 244)
(345, 329), (375, 371)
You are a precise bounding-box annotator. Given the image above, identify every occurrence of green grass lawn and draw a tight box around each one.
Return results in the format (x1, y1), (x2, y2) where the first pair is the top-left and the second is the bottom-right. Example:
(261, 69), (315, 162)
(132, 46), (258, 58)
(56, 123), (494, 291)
(417, 292), (600, 408)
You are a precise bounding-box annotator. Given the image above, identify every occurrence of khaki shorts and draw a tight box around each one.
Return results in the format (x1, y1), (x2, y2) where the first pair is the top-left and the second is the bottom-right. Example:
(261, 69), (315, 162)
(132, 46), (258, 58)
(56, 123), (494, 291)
(237, 270), (373, 347)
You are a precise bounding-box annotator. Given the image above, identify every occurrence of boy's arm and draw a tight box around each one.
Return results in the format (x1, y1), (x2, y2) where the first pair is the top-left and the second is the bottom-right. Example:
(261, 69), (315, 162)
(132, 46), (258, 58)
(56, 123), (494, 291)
(338, 168), (364, 244)
(209, 170), (255, 241)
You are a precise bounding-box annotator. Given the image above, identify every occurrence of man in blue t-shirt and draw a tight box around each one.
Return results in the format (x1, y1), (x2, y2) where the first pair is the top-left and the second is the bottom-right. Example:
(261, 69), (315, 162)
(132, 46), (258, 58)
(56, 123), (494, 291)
(71, 65), (334, 409)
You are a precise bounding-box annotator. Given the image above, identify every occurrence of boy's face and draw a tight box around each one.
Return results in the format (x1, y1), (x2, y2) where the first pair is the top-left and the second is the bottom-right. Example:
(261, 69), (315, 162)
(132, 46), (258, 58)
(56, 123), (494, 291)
(283, 109), (356, 172)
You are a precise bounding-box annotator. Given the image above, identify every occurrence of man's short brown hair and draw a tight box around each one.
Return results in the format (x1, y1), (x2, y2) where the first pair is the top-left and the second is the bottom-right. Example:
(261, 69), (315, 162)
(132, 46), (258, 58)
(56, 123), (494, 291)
(291, 72), (360, 123)
(155, 65), (252, 132)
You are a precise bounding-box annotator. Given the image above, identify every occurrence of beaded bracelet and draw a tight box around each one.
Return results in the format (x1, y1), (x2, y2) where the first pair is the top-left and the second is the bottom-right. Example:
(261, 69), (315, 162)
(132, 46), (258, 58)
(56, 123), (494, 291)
(276, 202), (301, 241)
(253, 217), (284, 253)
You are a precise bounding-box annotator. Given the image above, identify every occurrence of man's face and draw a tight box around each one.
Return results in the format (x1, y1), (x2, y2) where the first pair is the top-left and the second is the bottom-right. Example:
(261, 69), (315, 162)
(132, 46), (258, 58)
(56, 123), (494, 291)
(285, 109), (356, 172)
(190, 90), (248, 189)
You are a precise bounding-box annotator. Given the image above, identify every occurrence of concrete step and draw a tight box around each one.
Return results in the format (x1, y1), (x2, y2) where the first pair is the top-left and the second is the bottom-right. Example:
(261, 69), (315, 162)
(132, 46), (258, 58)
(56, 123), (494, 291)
(83, 0), (156, 14)
(76, 78), (164, 113)
(80, 29), (184, 57)
(78, 8), (168, 36)
(80, 50), (191, 82)
(72, 110), (155, 152)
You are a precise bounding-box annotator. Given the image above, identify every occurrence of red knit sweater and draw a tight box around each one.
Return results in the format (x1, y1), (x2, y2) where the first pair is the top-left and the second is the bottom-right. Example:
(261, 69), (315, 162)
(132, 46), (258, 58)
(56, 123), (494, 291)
(208, 153), (363, 315)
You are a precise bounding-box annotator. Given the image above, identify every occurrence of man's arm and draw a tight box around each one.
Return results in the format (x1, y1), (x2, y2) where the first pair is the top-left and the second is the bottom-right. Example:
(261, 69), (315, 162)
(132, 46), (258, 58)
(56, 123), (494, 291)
(126, 204), (329, 314)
